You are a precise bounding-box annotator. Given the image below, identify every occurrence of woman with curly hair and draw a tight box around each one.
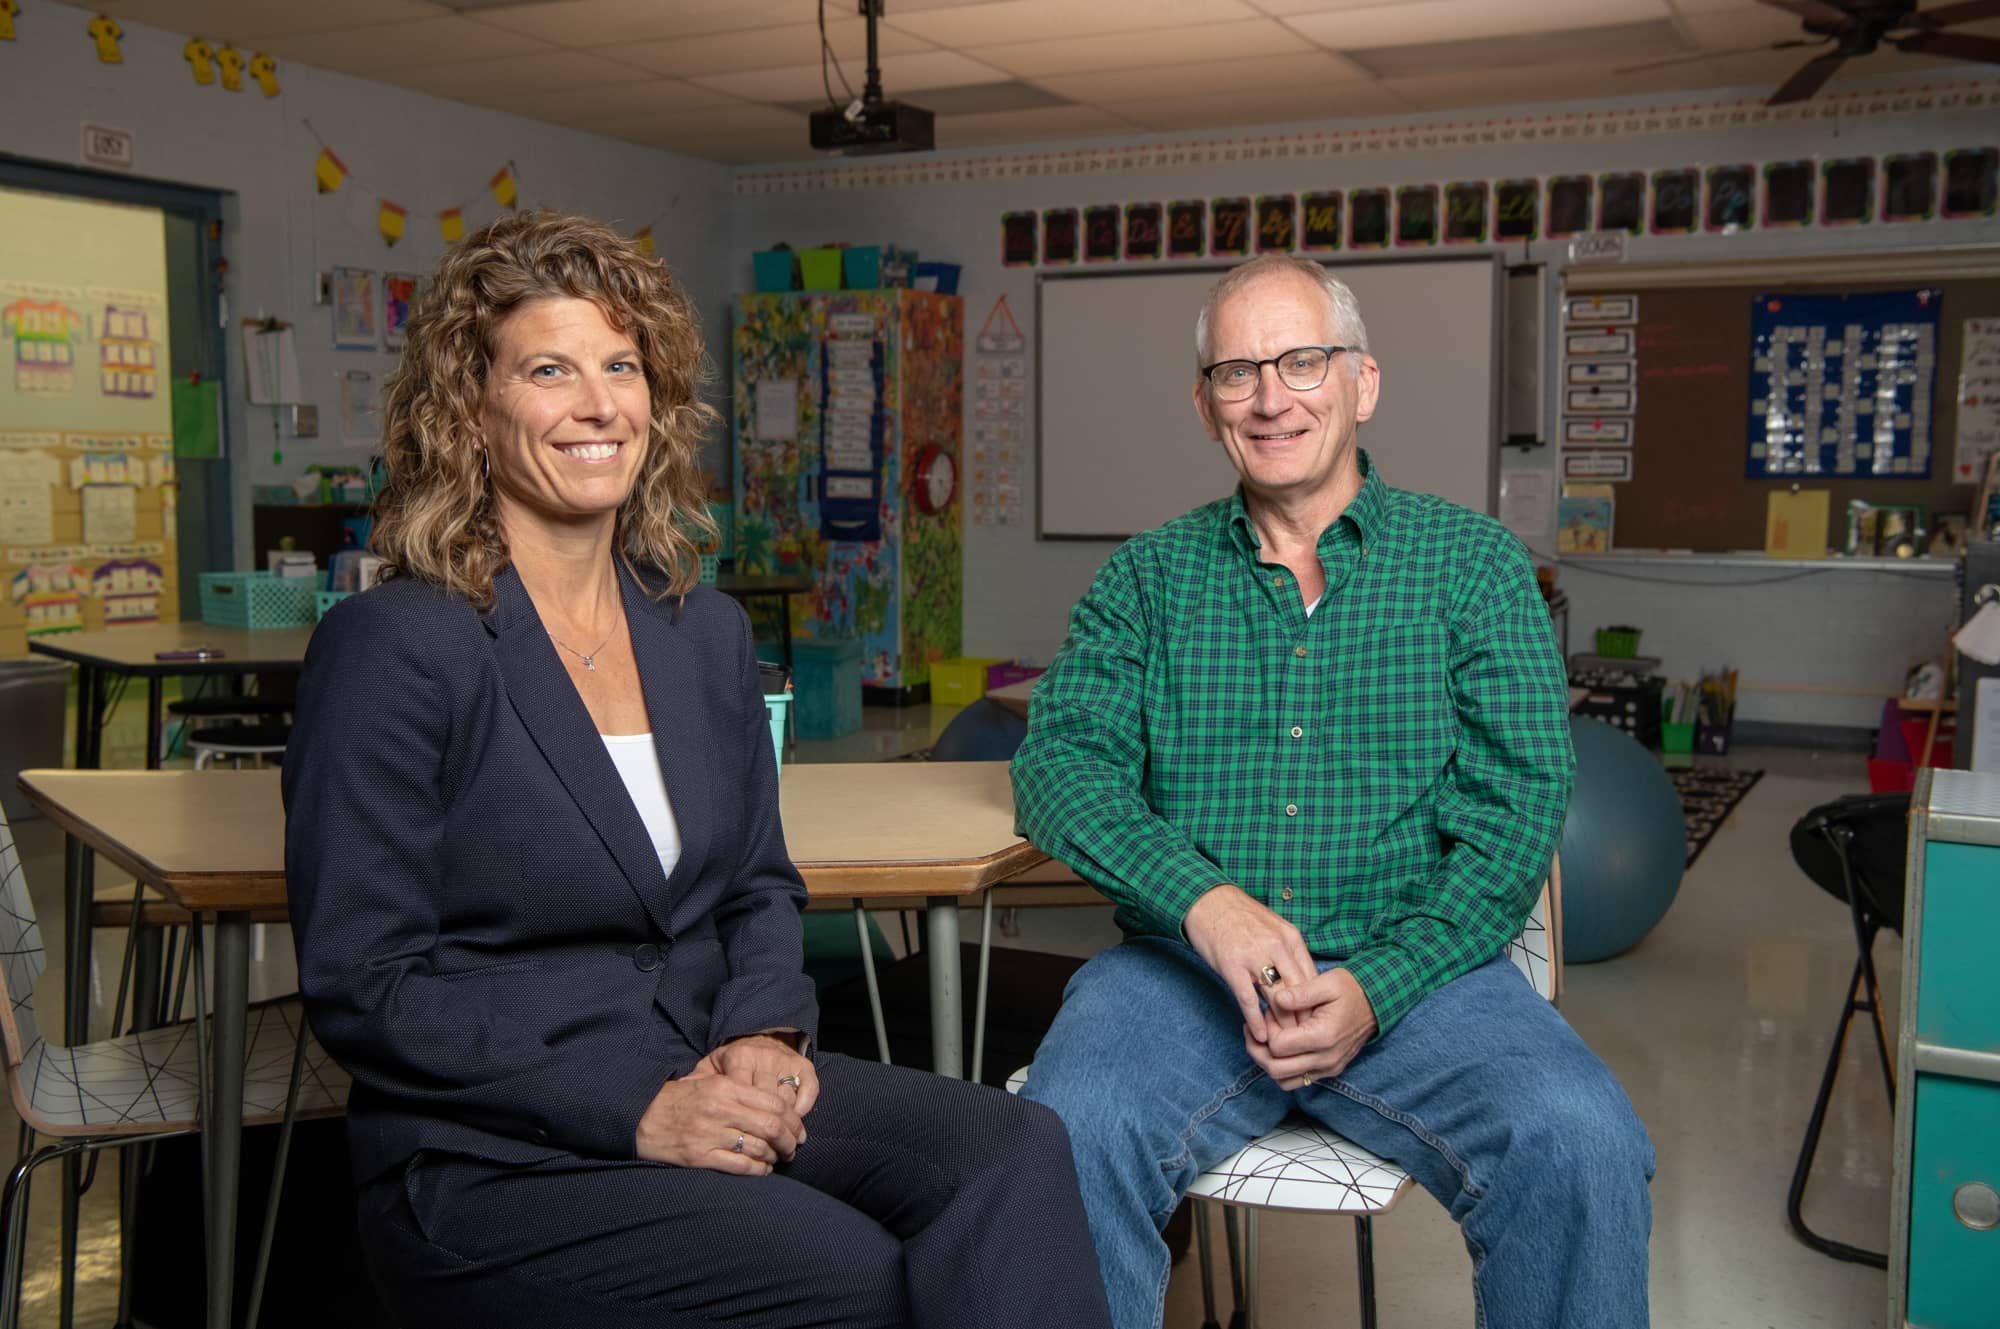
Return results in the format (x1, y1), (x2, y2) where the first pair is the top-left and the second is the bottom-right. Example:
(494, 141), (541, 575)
(283, 210), (1110, 1329)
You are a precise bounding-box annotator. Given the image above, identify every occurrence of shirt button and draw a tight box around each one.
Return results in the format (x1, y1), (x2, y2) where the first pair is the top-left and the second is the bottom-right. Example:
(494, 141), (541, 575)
(1294, 645), (1308, 658)
(1290, 725), (1304, 739)
(1285, 803), (1299, 817)
(1271, 575), (1285, 587)
(1281, 886), (1294, 902)
(633, 943), (661, 972)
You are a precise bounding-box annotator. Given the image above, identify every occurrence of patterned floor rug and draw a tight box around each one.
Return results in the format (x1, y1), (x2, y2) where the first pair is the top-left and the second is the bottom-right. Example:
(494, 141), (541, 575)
(1672, 767), (1764, 867)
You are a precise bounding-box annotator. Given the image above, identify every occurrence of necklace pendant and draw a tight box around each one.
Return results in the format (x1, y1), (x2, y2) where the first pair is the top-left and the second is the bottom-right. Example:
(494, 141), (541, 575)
(582, 656), (596, 671)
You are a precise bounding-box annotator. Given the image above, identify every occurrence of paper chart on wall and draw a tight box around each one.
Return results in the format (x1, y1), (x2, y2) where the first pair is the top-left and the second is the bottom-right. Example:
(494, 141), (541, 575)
(753, 378), (799, 442)
(0, 449), (59, 545)
(81, 483), (138, 544)
(241, 321), (302, 406)
(1497, 468), (1552, 538)
(1956, 317), (2000, 484)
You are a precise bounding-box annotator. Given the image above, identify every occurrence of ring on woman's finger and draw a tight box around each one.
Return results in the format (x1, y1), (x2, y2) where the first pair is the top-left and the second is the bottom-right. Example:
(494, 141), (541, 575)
(777, 1074), (802, 1090)
(731, 1134), (745, 1154)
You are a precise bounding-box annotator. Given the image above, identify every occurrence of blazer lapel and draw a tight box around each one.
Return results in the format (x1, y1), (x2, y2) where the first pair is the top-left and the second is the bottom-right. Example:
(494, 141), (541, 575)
(622, 565), (715, 912)
(488, 566), (676, 939)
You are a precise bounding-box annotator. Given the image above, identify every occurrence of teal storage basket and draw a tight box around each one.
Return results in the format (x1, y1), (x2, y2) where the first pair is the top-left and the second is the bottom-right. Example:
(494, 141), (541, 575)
(199, 572), (317, 630)
(794, 638), (862, 739)
(842, 245), (880, 289)
(764, 692), (791, 769)
(699, 553), (719, 585)
(314, 590), (354, 621)
(752, 249), (795, 293)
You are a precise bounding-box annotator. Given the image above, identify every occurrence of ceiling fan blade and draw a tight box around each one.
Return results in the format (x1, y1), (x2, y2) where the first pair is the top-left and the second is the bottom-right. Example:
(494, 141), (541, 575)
(1907, 0), (2000, 28)
(1756, 0), (1857, 26)
(1768, 49), (1849, 102)
(1896, 29), (2000, 60)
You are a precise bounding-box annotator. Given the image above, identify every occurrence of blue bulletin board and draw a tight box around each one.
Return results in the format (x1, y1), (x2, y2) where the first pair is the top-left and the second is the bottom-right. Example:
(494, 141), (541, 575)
(1747, 288), (1941, 478)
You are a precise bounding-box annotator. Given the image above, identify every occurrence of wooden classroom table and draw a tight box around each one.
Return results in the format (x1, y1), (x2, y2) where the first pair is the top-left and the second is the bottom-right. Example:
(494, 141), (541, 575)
(16, 759), (1042, 1329)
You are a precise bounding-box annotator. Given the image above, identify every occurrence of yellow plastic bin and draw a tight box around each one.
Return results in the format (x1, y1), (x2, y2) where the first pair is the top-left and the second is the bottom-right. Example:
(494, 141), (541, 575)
(799, 248), (843, 291)
(929, 656), (1005, 706)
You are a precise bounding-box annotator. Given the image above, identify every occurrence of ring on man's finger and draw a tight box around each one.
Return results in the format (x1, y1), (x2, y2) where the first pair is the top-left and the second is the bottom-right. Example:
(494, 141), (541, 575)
(1260, 964), (1282, 986)
(731, 1134), (745, 1153)
(777, 1073), (802, 1089)
(1298, 1076), (1316, 1088)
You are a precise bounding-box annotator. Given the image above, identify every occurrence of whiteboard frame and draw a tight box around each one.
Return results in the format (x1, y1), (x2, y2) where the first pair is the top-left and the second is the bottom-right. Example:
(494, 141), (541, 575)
(1034, 253), (1505, 541)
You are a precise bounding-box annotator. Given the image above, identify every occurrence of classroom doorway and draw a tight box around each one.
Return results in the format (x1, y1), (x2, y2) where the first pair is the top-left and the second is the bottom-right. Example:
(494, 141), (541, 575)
(0, 154), (230, 648)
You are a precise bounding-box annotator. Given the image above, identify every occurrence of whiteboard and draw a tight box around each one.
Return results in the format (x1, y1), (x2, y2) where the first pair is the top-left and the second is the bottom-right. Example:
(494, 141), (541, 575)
(1037, 255), (1503, 539)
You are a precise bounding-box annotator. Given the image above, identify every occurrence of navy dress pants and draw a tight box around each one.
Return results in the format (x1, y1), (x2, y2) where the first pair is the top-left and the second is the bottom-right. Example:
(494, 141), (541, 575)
(355, 1053), (1113, 1328)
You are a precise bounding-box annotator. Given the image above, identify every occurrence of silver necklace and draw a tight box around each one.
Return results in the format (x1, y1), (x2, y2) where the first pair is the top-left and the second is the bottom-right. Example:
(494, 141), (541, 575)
(547, 599), (622, 672)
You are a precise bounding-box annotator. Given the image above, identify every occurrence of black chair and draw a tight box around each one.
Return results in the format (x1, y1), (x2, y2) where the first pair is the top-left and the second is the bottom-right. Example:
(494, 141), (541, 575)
(1784, 791), (1909, 1269)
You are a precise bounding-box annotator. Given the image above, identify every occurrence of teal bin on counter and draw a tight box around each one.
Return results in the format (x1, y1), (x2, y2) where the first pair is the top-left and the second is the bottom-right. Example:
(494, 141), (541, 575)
(842, 245), (881, 289)
(752, 250), (795, 293)
(793, 638), (863, 740)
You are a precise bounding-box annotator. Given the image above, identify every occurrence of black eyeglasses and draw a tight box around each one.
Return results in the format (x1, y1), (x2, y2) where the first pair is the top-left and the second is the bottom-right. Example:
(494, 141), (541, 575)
(1200, 346), (1351, 401)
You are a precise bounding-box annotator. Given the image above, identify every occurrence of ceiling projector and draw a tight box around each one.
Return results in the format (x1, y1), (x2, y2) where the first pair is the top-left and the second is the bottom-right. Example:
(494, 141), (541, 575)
(810, 99), (934, 155)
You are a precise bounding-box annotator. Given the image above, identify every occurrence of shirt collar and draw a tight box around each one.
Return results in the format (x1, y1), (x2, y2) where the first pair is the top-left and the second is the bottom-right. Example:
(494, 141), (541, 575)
(1225, 449), (1384, 556)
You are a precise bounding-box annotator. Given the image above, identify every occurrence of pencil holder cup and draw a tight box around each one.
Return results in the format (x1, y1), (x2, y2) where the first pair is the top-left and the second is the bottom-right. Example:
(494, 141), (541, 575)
(1594, 627), (1642, 658)
(1696, 724), (1732, 755)
(1661, 721), (1695, 754)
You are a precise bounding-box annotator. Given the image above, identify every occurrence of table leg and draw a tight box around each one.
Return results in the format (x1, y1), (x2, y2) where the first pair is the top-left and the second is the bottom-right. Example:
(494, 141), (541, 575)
(80, 666), (104, 769)
(145, 676), (163, 770)
(777, 594), (794, 678)
(925, 896), (962, 1079)
(205, 912), (250, 1329)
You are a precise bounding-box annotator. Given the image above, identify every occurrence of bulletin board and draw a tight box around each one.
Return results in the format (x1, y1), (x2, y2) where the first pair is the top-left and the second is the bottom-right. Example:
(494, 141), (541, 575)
(0, 187), (179, 656)
(1561, 269), (1998, 552)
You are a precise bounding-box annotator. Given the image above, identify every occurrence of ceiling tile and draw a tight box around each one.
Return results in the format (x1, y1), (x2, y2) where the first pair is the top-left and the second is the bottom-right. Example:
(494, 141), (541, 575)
(607, 18), (932, 80)
(251, 17), (547, 73)
(971, 19), (1314, 78)
(1285, 0), (1671, 52)
(1349, 19), (1693, 78)
(1032, 50), (1368, 103)
(882, 0), (1261, 47)
(1102, 81), (1407, 131)
(938, 104), (1139, 147)
(468, 0), (823, 46)
(1247, 0), (1412, 13)
(369, 48), (658, 99)
(1675, 5), (1819, 52)
(1377, 55), (1730, 109)
(502, 79), (739, 124)
(690, 49), (1011, 103)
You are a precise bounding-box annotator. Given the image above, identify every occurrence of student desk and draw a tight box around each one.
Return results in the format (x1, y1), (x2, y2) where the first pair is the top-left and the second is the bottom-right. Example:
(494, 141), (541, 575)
(16, 760), (1042, 1329)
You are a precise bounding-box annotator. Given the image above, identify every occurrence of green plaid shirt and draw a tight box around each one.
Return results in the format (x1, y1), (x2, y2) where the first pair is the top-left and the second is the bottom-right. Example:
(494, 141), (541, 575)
(1012, 453), (1573, 1034)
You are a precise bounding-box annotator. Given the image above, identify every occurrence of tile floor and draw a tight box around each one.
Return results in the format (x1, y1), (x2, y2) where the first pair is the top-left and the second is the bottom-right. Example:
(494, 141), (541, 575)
(5, 690), (1901, 1327)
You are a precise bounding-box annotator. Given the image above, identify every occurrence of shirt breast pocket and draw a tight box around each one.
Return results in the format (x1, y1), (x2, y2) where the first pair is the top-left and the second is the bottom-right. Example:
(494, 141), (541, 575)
(1330, 618), (1454, 777)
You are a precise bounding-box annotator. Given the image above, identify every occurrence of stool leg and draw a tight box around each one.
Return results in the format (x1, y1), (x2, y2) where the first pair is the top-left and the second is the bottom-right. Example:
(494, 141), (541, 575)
(1193, 1203), (1222, 1329)
(1241, 1209), (1259, 1329)
(1222, 1207), (1246, 1329)
(1355, 1215), (1378, 1329)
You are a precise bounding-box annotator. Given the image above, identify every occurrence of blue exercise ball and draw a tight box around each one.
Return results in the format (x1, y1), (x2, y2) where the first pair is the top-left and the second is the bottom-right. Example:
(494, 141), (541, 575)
(1558, 716), (1687, 963)
(930, 698), (1029, 763)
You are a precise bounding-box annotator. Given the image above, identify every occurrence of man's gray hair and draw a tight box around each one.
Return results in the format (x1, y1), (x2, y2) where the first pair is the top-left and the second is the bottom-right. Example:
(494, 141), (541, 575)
(1194, 255), (1371, 376)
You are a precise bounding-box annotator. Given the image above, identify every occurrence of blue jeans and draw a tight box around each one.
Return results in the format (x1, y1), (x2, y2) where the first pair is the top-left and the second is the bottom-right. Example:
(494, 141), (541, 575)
(1022, 938), (1654, 1329)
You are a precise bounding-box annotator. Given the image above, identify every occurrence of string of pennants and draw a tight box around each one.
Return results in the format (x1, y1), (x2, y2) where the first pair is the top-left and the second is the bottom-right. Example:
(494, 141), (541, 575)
(302, 120), (674, 255)
(734, 78), (1998, 198)
(992, 145), (1999, 267)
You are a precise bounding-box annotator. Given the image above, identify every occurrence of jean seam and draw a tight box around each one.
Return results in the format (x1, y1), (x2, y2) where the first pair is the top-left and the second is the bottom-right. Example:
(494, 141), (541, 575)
(1319, 1077), (1486, 1201)
(1158, 1062), (1269, 1178)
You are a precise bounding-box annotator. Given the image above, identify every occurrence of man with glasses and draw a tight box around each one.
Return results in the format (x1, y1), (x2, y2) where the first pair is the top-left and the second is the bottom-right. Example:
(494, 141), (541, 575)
(1013, 255), (1653, 1329)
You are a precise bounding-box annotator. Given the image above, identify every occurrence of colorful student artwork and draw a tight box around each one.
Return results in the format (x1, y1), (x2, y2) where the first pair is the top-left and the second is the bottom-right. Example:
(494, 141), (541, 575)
(98, 304), (157, 398)
(383, 272), (419, 349)
(1, 297), (84, 395)
(1556, 495), (1614, 554)
(90, 558), (164, 625)
(331, 267), (377, 350)
(8, 561), (88, 636)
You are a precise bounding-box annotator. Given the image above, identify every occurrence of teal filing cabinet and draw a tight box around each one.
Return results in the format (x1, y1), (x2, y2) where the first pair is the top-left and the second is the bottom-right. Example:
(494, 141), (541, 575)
(1890, 769), (2000, 1328)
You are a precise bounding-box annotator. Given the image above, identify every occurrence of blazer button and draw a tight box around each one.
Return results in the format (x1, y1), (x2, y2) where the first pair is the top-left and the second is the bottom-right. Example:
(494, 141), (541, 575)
(632, 943), (661, 972)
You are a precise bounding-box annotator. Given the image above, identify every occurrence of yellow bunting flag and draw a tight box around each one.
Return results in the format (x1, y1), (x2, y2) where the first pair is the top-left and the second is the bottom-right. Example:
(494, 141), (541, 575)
(0, 0), (20, 43)
(489, 165), (518, 210)
(314, 148), (347, 194)
(87, 12), (122, 63)
(249, 51), (280, 97)
(439, 208), (465, 244)
(379, 200), (407, 247)
(183, 37), (215, 84)
(215, 44), (245, 91)
(634, 227), (654, 256)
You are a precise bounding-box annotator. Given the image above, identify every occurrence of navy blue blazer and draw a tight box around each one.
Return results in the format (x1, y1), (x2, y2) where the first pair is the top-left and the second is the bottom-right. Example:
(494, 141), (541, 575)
(283, 562), (817, 1183)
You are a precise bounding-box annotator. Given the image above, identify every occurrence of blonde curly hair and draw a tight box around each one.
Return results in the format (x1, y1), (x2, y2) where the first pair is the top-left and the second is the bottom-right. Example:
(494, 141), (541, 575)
(371, 210), (718, 607)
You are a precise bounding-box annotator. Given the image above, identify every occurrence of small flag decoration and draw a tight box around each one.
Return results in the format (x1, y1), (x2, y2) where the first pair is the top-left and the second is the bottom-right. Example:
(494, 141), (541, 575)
(315, 148), (347, 194)
(379, 200), (407, 247)
(439, 208), (464, 244)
